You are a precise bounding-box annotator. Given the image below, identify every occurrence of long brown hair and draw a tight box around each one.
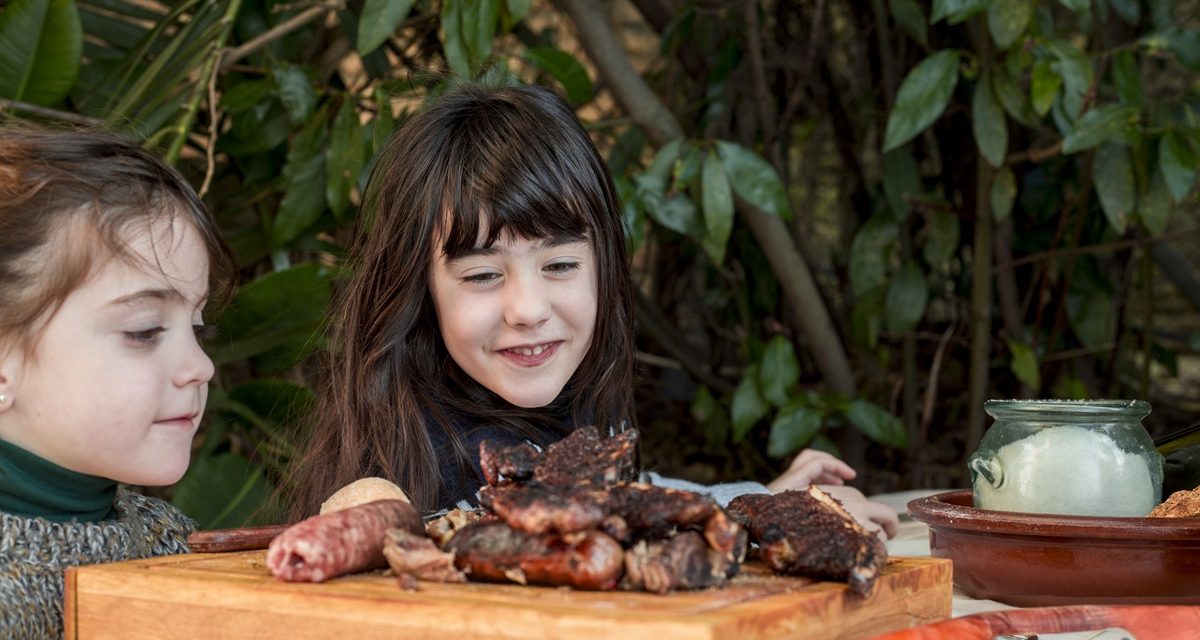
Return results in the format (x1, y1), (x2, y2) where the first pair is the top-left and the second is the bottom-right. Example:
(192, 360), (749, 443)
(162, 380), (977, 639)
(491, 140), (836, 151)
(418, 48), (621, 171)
(0, 127), (235, 355)
(285, 83), (638, 515)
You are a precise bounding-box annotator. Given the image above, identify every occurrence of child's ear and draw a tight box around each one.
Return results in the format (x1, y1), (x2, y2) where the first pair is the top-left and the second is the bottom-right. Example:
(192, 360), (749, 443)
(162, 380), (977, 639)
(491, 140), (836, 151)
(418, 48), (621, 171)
(0, 346), (19, 413)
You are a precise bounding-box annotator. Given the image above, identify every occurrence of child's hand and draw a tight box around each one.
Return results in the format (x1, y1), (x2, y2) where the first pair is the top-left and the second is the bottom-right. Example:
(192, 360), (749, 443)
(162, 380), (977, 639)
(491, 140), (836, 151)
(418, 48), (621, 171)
(766, 449), (856, 492)
(813, 484), (900, 540)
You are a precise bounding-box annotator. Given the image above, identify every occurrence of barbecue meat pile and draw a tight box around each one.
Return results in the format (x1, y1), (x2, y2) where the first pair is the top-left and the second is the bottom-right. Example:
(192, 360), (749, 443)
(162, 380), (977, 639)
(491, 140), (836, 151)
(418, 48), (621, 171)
(727, 486), (889, 596)
(384, 426), (887, 596)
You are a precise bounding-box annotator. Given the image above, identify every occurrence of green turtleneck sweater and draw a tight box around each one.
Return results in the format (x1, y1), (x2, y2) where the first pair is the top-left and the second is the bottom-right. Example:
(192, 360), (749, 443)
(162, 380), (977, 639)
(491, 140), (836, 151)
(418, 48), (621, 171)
(0, 439), (116, 522)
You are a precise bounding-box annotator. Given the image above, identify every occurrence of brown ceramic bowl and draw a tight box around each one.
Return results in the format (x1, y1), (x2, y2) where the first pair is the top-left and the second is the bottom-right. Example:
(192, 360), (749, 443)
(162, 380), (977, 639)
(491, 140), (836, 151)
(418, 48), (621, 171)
(907, 490), (1200, 607)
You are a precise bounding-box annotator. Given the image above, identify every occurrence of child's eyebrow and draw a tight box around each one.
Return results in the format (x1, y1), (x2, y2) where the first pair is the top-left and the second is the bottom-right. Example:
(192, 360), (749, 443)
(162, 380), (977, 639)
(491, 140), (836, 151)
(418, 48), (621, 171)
(447, 236), (587, 263)
(107, 288), (209, 308)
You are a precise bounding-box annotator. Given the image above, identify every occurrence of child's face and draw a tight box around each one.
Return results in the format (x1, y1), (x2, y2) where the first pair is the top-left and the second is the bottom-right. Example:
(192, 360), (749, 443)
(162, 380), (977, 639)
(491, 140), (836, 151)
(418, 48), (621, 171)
(429, 231), (598, 408)
(0, 216), (213, 485)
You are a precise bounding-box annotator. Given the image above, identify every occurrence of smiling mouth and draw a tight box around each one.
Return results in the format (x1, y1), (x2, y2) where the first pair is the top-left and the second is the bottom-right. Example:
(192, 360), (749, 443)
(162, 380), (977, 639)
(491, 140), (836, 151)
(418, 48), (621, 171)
(501, 341), (560, 365)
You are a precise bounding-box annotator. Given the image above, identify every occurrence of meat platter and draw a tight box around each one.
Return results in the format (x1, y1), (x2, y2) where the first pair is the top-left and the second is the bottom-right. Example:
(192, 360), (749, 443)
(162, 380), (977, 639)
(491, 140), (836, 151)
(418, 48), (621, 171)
(63, 550), (950, 640)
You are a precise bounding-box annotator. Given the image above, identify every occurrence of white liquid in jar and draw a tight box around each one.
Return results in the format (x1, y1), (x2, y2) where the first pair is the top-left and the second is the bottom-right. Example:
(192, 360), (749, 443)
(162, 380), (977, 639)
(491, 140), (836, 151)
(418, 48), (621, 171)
(975, 425), (1156, 516)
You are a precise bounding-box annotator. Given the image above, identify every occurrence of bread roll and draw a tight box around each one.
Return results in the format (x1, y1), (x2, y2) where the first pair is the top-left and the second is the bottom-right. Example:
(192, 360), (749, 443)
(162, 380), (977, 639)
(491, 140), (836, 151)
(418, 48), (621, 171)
(320, 477), (411, 514)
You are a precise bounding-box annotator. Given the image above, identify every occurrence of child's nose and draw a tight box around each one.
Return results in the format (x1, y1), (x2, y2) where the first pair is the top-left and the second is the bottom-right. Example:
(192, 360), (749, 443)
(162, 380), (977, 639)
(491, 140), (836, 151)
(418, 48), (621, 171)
(174, 335), (216, 387)
(504, 274), (551, 328)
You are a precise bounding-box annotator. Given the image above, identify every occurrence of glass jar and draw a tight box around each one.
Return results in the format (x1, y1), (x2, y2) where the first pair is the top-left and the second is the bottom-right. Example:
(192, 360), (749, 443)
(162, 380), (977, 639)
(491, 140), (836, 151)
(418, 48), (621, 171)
(968, 399), (1163, 517)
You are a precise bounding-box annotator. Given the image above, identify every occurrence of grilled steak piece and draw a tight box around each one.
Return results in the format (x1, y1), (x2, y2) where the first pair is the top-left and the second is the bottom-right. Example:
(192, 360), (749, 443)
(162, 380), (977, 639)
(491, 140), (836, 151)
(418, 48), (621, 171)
(727, 486), (888, 596)
(446, 521), (624, 590)
(266, 499), (423, 583)
(623, 531), (737, 594)
(480, 483), (608, 534)
(605, 483), (718, 538)
(480, 440), (540, 486)
(383, 528), (466, 584)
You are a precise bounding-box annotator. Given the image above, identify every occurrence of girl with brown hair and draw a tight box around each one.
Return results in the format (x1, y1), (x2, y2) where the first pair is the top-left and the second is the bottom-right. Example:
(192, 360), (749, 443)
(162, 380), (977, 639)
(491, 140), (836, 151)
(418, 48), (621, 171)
(285, 83), (897, 537)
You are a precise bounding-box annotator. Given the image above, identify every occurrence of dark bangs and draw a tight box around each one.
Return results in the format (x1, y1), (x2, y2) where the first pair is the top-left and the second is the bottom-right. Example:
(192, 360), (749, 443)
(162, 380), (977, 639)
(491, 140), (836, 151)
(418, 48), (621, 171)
(427, 87), (609, 258)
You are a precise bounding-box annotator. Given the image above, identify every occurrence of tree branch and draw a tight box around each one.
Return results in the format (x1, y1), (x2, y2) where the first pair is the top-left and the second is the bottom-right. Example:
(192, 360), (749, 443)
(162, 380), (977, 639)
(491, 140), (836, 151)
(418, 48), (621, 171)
(557, 0), (857, 398)
(0, 99), (105, 126)
(219, 3), (338, 72)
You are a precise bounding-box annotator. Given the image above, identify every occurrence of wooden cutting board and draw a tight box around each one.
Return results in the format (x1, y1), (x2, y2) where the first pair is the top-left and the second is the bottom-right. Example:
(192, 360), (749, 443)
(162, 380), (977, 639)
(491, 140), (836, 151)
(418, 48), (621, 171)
(63, 551), (951, 640)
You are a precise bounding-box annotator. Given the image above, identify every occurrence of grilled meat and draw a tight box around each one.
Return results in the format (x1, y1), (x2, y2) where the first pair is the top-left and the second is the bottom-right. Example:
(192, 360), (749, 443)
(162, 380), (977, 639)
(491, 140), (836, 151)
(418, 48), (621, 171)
(622, 531), (740, 594)
(446, 521), (625, 590)
(383, 528), (466, 585)
(727, 486), (888, 596)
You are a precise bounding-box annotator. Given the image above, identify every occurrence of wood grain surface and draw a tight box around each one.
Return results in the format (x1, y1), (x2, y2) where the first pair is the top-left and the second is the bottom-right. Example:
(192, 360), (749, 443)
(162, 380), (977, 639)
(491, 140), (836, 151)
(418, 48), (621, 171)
(64, 551), (951, 640)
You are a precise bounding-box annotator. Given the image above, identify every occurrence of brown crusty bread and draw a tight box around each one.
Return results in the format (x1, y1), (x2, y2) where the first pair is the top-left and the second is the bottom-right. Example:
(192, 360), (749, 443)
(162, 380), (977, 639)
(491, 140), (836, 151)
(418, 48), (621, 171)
(1149, 486), (1200, 518)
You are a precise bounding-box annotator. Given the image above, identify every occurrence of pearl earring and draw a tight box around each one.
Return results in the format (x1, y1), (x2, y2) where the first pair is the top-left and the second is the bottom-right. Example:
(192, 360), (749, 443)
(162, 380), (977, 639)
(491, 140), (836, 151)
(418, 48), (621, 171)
(0, 394), (7, 404)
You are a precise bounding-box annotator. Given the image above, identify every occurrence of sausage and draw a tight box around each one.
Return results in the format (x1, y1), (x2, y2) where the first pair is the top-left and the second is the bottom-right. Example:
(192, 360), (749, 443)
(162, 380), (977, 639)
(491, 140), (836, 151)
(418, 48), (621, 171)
(446, 521), (624, 590)
(266, 499), (423, 582)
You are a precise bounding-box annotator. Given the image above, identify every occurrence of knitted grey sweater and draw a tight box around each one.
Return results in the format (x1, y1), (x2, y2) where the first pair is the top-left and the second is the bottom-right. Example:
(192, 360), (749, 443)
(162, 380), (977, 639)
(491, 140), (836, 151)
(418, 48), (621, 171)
(0, 488), (194, 639)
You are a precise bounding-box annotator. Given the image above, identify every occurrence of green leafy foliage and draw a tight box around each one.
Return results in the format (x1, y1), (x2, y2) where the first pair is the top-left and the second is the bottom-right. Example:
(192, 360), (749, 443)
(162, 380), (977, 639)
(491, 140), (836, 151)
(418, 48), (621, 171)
(731, 365), (769, 443)
(988, 0), (1033, 50)
(525, 46), (592, 105)
(0, 0), (81, 105)
(1093, 142), (1136, 234)
(1160, 132), (1197, 202)
(1007, 340), (1040, 390)
(714, 141), (793, 219)
(759, 336), (800, 408)
(972, 69), (1008, 168)
(849, 215), (899, 296)
(889, 0), (928, 48)
(357, 0), (415, 55)
(768, 401), (823, 458)
(172, 453), (274, 529)
(884, 50), (960, 152)
(991, 167), (1017, 222)
(700, 150), (735, 264)
(884, 262), (929, 334)
(843, 399), (907, 448)
(1062, 105), (1139, 154)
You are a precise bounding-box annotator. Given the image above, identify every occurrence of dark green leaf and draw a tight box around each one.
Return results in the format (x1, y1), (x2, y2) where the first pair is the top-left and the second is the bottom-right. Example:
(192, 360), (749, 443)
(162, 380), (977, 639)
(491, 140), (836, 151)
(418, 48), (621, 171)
(275, 115), (328, 246)
(1111, 50), (1143, 108)
(211, 263), (331, 366)
(768, 401), (823, 458)
(505, 0), (532, 25)
(972, 69), (1008, 168)
(1058, 0), (1089, 11)
(1047, 39), (1093, 118)
(646, 138), (684, 184)
(992, 63), (1039, 127)
(464, 0), (500, 73)
(843, 399), (907, 448)
(607, 126), (646, 177)
(848, 215), (899, 296)
(0, 0), (82, 105)
(889, 0), (928, 48)
(643, 190), (702, 238)
(883, 50), (960, 152)
(731, 365), (769, 443)
(1138, 170), (1171, 235)
(883, 147), (920, 220)
(272, 65), (316, 125)
(991, 166), (1017, 222)
(1062, 105), (1139, 154)
(326, 97), (365, 219)
(884, 262), (928, 334)
(226, 379), (316, 432)
(851, 285), (887, 350)
(714, 141), (793, 219)
(1165, 29), (1200, 71)
(700, 151), (734, 264)
(1008, 340), (1041, 389)
(441, 0), (470, 77)
(357, 0), (416, 55)
(988, 0), (1033, 50)
(932, 0), (989, 24)
(1093, 142), (1136, 234)
(1030, 59), (1062, 117)
(758, 336), (800, 408)
(525, 46), (592, 105)
(1159, 132), (1196, 202)
(371, 87), (396, 157)
(172, 453), (274, 529)
(923, 211), (960, 266)
(220, 79), (271, 113)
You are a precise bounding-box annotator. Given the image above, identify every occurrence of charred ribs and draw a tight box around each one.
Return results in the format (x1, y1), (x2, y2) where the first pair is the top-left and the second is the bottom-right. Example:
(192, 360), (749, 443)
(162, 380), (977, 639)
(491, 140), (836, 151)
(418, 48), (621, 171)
(726, 486), (888, 596)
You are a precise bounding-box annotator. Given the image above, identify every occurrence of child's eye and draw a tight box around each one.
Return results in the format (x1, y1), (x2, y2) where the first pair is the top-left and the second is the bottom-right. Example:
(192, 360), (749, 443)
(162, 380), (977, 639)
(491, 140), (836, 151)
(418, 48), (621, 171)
(123, 327), (166, 345)
(462, 272), (500, 285)
(545, 261), (581, 275)
(193, 324), (218, 343)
